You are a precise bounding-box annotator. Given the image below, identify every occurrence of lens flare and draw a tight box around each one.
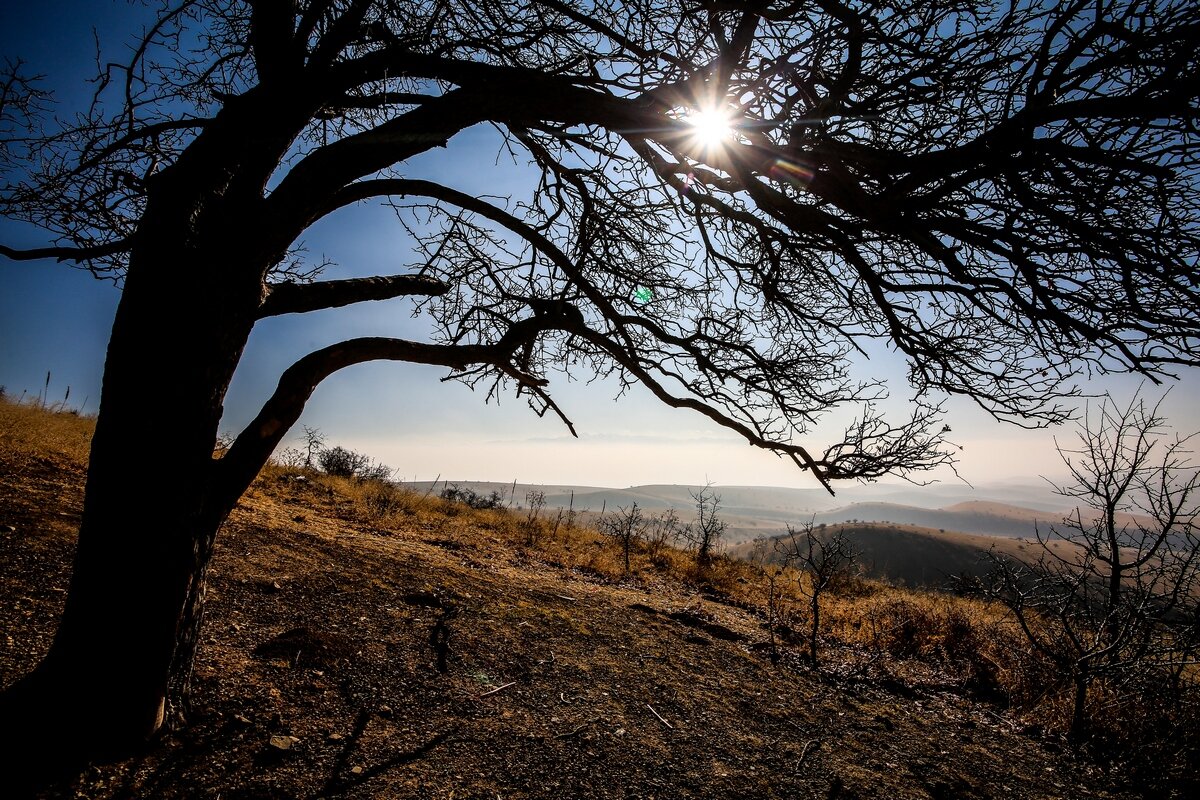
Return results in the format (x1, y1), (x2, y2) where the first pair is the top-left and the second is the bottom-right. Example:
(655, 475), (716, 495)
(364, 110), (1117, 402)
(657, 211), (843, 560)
(687, 107), (735, 149)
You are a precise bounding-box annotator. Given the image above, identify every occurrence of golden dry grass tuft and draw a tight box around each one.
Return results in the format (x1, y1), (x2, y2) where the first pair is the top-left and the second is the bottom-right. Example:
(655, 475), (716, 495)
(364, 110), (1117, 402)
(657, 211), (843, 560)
(0, 394), (95, 463)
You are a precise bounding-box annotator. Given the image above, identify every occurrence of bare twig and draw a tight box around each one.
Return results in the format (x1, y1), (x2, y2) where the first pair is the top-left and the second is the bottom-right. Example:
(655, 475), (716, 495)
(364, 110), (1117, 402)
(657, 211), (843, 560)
(479, 681), (517, 698)
(555, 723), (589, 739)
(646, 704), (674, 729)
(797, 738), (821, 766)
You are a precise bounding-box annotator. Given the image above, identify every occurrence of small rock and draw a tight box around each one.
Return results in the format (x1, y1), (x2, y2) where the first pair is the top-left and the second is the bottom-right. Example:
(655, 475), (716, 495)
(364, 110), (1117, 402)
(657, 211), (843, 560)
(234, 714), (252, 725)
(1, 525), (15, 533)
(614, 728), (626, 736)
(268, 735), (298, 751)
(349, 766), (363, 775)
(327, 732), (344, 742)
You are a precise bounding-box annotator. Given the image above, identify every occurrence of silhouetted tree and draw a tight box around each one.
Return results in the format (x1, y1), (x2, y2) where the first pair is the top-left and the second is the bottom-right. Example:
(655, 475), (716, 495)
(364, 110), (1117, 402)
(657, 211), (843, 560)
(1, 0), (1198, 771)
(302, 425), (326, 469)
(982, 392), (1200, 749)
(779, 521), (859, 669)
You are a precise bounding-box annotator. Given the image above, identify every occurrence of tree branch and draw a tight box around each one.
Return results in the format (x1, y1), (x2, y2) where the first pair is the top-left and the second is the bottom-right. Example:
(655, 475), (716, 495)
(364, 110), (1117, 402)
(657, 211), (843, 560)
(0, 238), (135, 263)
(212, 305), (587, 510)
(257, 273), (449, 318)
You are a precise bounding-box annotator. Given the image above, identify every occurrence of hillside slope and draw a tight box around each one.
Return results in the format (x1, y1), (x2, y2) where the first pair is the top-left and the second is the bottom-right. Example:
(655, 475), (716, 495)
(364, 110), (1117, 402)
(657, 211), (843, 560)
(729, 523), (1054, 588)
(0, 404), (1136, 799)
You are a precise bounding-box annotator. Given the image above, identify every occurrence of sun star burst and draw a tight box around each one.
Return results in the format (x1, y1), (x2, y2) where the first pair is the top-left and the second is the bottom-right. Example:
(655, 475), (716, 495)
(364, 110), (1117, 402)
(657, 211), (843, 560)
(688, 107), (735, 148)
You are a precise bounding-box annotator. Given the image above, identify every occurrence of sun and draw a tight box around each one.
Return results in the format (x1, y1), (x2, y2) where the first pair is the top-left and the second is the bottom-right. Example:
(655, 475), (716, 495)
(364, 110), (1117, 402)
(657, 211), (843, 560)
(687, 107), (735, 148)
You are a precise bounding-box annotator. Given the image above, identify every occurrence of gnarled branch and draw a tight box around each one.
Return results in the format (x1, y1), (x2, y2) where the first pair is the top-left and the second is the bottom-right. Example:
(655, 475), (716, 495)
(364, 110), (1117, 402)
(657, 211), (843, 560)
(257, 273), (449, 318)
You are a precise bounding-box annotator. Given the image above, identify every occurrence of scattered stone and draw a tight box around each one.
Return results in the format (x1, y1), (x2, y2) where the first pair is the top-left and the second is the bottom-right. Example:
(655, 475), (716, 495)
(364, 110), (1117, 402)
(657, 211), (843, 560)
(234, 714), (252, 725)
(268, 735), (298, 751)
(327, 732), (344, 742)
(1, 525), (15, 533)
(349, 766), (363, 775)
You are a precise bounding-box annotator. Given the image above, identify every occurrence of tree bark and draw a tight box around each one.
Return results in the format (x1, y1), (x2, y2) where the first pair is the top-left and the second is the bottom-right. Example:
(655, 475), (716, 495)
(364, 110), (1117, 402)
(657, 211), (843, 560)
(0, 223), (264, 784)
(810, 593), (821, 670)
(1069, 674), (1090, 747)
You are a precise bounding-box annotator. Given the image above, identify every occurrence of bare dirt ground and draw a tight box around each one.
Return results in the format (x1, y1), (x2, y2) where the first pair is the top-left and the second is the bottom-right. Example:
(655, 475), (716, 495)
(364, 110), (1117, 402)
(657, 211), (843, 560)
(0, 439), (1133, 799)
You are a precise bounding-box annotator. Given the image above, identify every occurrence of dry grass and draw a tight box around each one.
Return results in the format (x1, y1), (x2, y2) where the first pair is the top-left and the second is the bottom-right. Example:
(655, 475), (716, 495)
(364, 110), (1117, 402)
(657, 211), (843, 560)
(264, 463), (1127, 706)
(0, 395), (94, 463)
(289, 469), (1063, 720)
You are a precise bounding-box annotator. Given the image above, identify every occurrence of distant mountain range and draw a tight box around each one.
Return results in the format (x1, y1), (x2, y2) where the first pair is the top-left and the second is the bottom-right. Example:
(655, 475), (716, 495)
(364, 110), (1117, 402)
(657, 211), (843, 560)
(406, 479), (1075, 542)
(403, 479), (1114, 589)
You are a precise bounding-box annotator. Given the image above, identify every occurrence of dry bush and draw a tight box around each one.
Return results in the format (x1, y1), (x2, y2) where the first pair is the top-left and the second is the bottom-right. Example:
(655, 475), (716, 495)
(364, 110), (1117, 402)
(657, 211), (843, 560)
(439, 484), (505, 511)
(1084, 678), (1200, 795)
(827, 594), (1015, 697)
(362, 481), (410, 520)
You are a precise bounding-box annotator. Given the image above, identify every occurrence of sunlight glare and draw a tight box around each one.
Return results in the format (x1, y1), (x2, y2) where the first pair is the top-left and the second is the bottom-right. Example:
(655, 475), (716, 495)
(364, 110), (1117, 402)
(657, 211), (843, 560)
(688, 107), (735, 148)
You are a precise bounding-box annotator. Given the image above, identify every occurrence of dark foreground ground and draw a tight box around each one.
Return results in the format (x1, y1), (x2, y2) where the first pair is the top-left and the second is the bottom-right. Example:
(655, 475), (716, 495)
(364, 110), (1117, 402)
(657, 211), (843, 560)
(0, 433), (1136, 799)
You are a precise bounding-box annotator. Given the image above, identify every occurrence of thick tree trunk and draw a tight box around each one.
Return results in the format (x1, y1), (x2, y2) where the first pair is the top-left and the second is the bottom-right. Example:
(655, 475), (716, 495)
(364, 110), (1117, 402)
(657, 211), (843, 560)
(0, 235), (264, 787)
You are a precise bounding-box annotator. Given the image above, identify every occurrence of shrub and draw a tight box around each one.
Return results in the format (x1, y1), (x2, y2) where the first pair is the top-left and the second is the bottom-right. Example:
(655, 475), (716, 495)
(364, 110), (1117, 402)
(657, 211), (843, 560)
(363, 481), (406, 519)
(440, 484), (504, 510)
(317, 446), (369, 477)
(316, 445), (392, 481)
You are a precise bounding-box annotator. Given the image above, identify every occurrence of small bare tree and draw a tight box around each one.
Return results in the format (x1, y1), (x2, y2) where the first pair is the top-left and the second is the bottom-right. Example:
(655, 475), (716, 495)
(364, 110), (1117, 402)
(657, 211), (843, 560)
(685, 483), (727, 568)
(301, 426), (326, 469)
(760, 559), (795, 665)
(524, 489), (546, 546)
(779, 521), (859, 669)
(600, 503), (645, 574)
(644, 508), (682, 561)
(982, 392), (1200, 746)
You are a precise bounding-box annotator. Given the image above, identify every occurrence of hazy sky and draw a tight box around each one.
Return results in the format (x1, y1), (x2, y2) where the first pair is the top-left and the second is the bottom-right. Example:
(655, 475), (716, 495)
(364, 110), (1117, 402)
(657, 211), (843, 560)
(2, 1), (1197, 493)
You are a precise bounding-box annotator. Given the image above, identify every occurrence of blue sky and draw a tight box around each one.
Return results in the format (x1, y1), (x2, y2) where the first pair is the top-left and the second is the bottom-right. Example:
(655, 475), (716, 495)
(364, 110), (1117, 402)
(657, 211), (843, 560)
(2, 1), (1197, 491)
